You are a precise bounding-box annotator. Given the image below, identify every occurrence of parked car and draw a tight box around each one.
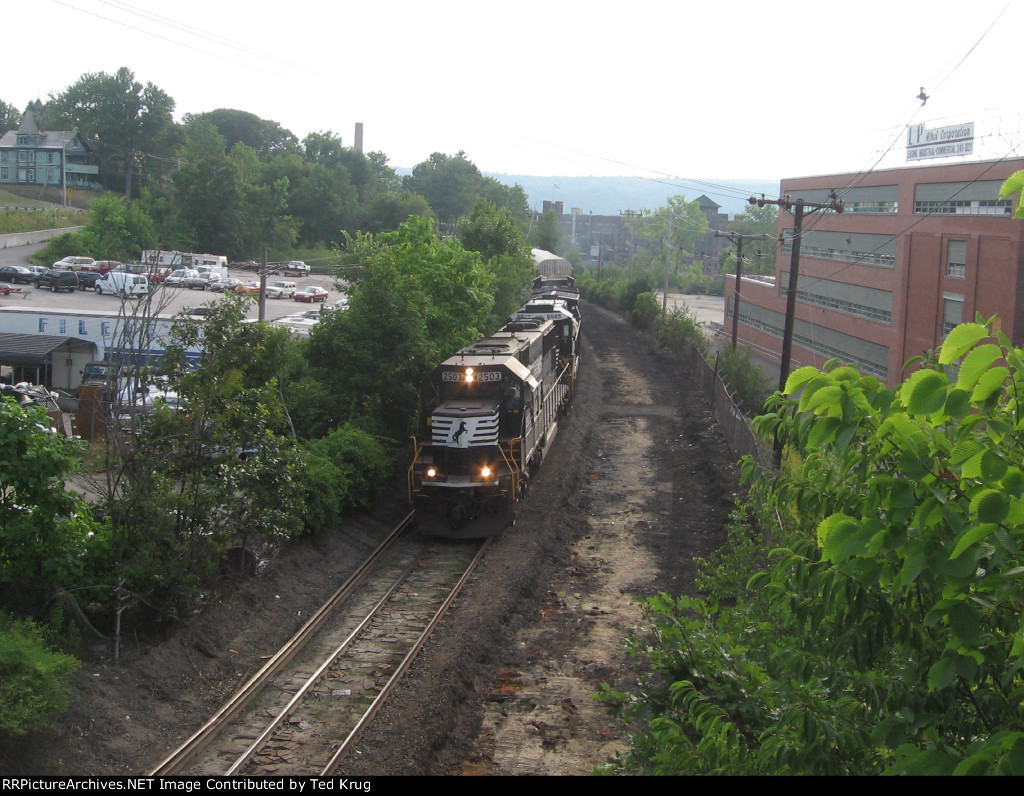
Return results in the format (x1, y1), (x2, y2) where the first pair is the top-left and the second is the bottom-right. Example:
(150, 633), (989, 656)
(293, 285), (329, 303)
(35, 269), (79, 292)
(51, 256), (95, 271)
(208, 277), (241, 293)
(75, 271), (103, 289)
(26, 265), (47, 277)
(164, 269), (199, 287)
(0, 266), (35, 284)
(234, 280), (262, 295)
(92, 260), (121, 273)
(183, 272), (212, 290)
(265, 280), (297, 299)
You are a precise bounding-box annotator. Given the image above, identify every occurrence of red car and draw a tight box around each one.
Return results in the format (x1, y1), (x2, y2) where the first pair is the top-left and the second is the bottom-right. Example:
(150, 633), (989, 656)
(293, 285), (328, 303)
(234, 281), (262, 295)
(92, 260), (122, 274)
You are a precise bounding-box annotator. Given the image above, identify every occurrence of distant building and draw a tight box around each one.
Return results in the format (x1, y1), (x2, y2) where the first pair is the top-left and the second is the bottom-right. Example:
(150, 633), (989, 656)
(541, 194), (732, 272)
(0, 111), (101, 193)
(726, 158), (1024, 386)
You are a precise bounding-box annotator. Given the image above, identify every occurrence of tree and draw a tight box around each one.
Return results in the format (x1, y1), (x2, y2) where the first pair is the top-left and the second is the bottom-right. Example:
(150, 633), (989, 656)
(93, 297), (304, 646)
(31, 192), (158, 266)
(362, 191), (433, 233)
(403, 151), (484, 225)
(636, 195), (709, 286)
(184, 109), (298, 158)
(723, 202), (778, 275)
(607, 319), (1024, 775)
(172, 121), (244, 256)
(0, 397), (91, 588)
(529, 209), (565, 254)
(458, 200), (533, 328)
(0, 100), (20, 132)
(49, 68), (177, 198)
(307, 217), (493, 437)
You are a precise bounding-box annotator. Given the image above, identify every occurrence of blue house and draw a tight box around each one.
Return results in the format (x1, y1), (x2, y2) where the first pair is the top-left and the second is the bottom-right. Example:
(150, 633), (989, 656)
(0, 110), (100, 194)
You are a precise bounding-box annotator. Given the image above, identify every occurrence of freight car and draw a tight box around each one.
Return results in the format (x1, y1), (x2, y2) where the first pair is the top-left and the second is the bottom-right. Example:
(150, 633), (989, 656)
(408, 269), (580, 537)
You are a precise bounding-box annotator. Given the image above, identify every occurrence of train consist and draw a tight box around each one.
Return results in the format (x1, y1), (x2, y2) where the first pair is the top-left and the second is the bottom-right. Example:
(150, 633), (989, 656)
(408, 250), (580, 537)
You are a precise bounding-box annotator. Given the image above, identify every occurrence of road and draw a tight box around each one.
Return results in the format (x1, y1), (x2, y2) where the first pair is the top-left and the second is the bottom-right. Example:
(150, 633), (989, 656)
(0, 243), (342, 322)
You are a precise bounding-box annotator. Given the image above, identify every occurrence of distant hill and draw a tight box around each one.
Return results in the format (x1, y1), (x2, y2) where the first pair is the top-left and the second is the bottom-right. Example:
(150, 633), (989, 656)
(486, 174), (781, 219)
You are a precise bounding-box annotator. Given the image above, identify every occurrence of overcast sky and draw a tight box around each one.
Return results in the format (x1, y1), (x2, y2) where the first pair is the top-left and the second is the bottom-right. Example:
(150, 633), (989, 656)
(12, 0), (1022, 190)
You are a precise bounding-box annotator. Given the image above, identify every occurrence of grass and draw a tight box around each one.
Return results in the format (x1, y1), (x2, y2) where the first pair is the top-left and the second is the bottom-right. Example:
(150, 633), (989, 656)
(0, 186), (88, 234)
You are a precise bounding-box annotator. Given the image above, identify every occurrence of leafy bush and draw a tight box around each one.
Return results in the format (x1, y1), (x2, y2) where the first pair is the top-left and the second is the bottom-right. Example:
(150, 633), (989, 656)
(631, 291), (660, 331)
(656, 307), (708, 357)
(300, 425), (393, 533)
(714, 345), (773, 415)
(604, 320), (1024, 775)
(0, 614), (78, 736)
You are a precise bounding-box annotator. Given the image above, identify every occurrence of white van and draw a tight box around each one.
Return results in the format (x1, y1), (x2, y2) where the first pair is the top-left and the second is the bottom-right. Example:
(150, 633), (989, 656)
(95, 271), (150, 297)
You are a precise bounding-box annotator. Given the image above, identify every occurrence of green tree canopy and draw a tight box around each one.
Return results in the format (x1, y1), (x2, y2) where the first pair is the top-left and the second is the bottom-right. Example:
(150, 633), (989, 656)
(49, 67), (178, 197)
(184, 108), (298, 158)
(403, 151), (485, 224)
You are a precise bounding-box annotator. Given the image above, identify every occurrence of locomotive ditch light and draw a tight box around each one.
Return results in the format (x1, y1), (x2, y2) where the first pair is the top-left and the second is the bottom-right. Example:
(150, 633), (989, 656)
(426, 467), (437, 478)
(481, 465), (492, 478)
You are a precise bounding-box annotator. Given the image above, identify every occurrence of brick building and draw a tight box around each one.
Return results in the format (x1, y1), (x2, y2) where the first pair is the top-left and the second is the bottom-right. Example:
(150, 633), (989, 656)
(726, 158), (1024, 386)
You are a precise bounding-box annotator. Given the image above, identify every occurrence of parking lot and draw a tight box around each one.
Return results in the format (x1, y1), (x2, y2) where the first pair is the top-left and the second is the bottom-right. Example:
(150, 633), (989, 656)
(0, 259), (344, 322)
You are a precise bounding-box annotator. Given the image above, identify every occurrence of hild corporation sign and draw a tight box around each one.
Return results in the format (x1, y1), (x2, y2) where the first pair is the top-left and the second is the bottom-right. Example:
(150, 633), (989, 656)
(907, 122), (974, 161)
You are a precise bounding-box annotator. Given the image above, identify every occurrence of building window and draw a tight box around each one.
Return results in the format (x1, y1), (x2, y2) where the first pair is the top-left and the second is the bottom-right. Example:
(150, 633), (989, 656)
(943, 295), (964, 336)
(915, 198), (1012, 215)
(781, 240), (895, 268)
(0, 151), (7, 163)
(843, 201), (898, 213)
(0, 167), (7, 180)
(946, 240), (967, 279)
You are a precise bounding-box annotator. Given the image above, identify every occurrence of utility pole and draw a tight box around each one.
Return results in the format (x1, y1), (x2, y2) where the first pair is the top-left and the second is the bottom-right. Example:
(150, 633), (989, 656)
(749, 193), (842, 467)
(714, 231), (772, 349)
(748, 193), (843, 391)
(662, 212), (673, 316)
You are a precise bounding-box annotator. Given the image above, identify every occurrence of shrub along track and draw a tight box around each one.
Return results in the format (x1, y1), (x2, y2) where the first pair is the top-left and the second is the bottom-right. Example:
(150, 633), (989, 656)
(0, 302), (741, 777)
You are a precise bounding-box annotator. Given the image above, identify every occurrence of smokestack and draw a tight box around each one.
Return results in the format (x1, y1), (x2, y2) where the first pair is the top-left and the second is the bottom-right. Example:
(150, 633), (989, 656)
(354, 122), (363, 153)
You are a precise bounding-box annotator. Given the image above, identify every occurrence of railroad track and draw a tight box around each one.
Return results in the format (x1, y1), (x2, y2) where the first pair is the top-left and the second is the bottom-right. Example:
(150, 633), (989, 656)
(151, 511), (490, 776)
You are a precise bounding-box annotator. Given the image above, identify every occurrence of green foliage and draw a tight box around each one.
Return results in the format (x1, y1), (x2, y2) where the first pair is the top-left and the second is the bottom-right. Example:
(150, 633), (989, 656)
(31, 193), (157, 265)
(300, 426), (393, 534)
(403, 151), (485, 224)
(308, 217), (493, 438)
(529, 209), (567, 254)
(1000, 170), (1024, 219)
(48, 67), (178, 197)
(715, 345), (773, 415)
(631, 291), (660, 330)
(609, 320), (1024, 775)
(655, 307), (708, 358)
(0, 614), (78, 736)
(0, 398), (91, 586)
(98, 297), (305, 621)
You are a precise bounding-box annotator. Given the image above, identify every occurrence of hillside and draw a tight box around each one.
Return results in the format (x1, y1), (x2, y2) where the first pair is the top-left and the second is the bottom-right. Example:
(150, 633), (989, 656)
(487, 174), (780, 219)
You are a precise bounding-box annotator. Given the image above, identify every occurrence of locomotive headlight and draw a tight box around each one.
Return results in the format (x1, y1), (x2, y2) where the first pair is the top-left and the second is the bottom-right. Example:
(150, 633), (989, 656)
(465, 367), (475, 383)
(426, 467), (437, 478)
(480, 466), (492, 478)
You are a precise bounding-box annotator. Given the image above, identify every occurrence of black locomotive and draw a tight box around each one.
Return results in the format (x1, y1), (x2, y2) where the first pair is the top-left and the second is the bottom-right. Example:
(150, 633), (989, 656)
(408, 250), (580, 537)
